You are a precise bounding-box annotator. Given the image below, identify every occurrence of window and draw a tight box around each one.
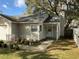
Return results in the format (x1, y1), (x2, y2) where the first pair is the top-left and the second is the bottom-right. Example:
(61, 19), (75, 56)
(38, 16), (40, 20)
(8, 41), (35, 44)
(48, 28), (52, 32)
(40, 25), (42, 31)
(31, 25), (37, 32)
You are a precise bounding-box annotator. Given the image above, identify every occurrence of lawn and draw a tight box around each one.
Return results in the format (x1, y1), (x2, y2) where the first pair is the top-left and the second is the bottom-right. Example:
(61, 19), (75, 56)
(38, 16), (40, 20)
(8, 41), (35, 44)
(0, 39), (79, 59)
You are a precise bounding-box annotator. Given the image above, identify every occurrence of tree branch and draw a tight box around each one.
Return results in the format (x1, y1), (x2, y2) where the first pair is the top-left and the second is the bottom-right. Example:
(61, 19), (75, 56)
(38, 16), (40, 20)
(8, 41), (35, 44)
(48, 0), (59, 15)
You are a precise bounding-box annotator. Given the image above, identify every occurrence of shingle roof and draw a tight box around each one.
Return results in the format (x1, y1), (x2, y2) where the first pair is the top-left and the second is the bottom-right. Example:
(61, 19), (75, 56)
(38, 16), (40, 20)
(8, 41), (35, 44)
(0, 14), (17, 22)
(0, 13), (61, 23)
(18, 13), (48, 23)
(0, 13), (48, 23)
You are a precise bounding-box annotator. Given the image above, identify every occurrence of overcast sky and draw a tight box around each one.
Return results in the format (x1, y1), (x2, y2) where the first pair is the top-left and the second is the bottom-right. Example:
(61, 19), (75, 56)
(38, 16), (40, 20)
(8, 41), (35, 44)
(0, 0), (27, 16)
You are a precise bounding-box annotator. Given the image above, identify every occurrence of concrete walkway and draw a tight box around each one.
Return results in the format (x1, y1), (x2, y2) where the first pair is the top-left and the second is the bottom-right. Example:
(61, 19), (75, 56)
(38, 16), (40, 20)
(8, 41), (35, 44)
(19, 40), (53, 52)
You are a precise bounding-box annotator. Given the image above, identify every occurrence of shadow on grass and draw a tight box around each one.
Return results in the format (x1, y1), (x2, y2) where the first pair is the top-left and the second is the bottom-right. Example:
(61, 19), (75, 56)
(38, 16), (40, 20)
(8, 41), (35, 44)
(18, 51), (58, 59)
(55, 39), (75, 46)
(0, 48), (17, 54)
(0, 39), (76, 59)
(0, 49), (58, 59)
(47, 39), (76, 51)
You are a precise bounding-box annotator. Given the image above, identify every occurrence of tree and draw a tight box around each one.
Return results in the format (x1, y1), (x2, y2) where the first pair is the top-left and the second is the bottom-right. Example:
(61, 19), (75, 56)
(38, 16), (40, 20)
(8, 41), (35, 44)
(25, 0), (59, 15)
(25, 0), (79, 29)
(25, 0), (79, 17)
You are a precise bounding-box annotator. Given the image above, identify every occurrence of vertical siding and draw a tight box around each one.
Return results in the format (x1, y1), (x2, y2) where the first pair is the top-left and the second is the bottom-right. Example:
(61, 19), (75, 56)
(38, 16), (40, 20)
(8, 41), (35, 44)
(18, 24), (31, 38)
(52, 24), (57, 39)
(6, 21), (12, 41)
(43, 23), (60, 40)
(39, 24), (46, 40)
(0, 17), (12, 40)
(12, 23), (18, 36)
(19, 24), (40, 41)
(0, 26), (7, 40)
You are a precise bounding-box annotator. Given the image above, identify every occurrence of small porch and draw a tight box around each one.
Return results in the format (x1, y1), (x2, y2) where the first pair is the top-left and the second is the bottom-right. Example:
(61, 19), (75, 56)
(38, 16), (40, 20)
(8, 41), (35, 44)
(43, 22), (60, 40)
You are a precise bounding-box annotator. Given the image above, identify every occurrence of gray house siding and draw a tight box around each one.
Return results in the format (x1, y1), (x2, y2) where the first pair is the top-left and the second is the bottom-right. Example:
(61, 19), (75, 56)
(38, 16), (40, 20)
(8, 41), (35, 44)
(17, 23), (40, 41)
(39, 24), (46, 40)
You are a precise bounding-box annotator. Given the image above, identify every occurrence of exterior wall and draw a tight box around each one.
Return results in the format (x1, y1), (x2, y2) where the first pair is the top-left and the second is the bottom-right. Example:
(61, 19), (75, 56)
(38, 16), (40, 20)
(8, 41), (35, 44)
(5, 21), (12, 41)
(43, 24), (51, 38)
(44, 24), (57, 39)
(19, 24), (30, 38)
(39, 24), (46, 40)
(11, 22), (61, 41)
(43, 25), (46, 39)
(43, 23), (60, 40)
(53, 24), (57, 38)
(11, 23), (19, 37)
(18, 24), (46, 41)
(0, 16), (12, 41)
(18, 23), (40, 41)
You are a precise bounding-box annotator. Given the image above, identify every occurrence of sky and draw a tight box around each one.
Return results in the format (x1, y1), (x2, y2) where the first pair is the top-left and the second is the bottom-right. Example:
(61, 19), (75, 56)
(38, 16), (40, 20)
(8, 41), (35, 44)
(0, 0), (27, 16)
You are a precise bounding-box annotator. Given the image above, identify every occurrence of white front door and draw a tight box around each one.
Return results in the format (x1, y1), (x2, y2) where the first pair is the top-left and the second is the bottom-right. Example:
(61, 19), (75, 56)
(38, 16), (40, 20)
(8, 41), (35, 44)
(46, 25), (53, 38)
(45, 24), (57, 39)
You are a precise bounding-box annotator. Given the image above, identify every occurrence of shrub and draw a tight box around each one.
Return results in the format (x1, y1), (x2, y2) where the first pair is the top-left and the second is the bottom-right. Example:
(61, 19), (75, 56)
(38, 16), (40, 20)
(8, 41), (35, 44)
(0, 43), (2, 47)
(15, 45), (20, 50)
(3, 44), (8, 48)
(0, 40), (4, 44)
(0, 40), (4, 48)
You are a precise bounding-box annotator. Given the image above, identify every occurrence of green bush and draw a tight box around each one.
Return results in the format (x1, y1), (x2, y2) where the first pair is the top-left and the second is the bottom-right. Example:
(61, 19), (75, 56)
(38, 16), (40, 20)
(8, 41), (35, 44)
(0, 40), (4, 44)
(0, 40), (4, 47)
(3, 44), (8, 48)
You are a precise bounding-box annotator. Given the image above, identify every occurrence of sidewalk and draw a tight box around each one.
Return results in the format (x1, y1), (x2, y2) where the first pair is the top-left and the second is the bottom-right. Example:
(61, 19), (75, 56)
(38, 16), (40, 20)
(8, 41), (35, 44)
(19, 40), (53, 52)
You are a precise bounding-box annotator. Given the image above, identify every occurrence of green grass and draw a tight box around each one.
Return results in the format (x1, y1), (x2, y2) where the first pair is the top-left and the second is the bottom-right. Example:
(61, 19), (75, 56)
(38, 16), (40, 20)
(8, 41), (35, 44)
(0, 39), (79, 59)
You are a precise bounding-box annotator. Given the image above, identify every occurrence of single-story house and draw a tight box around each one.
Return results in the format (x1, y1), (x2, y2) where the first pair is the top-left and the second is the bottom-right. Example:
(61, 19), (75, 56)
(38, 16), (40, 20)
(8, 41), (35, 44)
(0, 13), (65, 41)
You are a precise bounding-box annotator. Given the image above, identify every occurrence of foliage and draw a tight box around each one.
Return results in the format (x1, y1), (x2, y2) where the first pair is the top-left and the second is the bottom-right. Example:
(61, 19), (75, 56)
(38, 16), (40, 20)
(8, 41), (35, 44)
(25, 0), (79, 19)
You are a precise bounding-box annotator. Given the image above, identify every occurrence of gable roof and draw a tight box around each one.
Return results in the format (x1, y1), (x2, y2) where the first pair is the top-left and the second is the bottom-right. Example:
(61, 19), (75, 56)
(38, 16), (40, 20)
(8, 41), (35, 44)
(0, 13), (48, 23)
(0, 13), (61, 24)
(18, 13), (48, 23)
(0, 14), (17, 22)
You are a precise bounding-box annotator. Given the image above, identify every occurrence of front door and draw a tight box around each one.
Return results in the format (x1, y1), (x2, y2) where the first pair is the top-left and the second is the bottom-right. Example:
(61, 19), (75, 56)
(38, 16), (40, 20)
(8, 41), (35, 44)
(45, 24), (57, 39)
(46, 25), (53, 38)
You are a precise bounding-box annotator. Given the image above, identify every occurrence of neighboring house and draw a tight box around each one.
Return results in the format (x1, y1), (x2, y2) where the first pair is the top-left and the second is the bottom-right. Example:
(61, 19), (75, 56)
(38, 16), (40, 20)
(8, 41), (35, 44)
(0, 12), (65, 41)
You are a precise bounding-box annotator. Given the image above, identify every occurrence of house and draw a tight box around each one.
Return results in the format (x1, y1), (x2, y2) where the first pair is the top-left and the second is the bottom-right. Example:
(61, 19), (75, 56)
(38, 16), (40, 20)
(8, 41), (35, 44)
(0, 12), (65, 41)
(0, 15), (12, 41)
